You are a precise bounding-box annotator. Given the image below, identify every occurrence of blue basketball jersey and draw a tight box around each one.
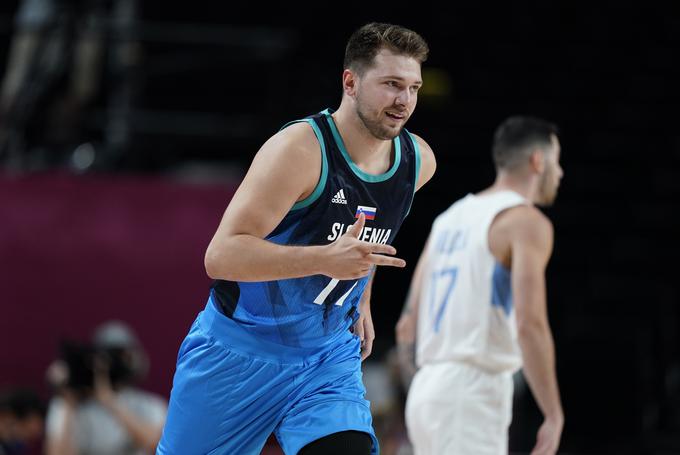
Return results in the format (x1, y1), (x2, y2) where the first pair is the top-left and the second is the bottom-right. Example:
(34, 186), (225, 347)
(211, 108), (421, 349)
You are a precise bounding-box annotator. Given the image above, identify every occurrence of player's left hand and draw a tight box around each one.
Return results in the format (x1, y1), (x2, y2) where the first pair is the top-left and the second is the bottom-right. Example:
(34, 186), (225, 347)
(353, 304), (375, 361)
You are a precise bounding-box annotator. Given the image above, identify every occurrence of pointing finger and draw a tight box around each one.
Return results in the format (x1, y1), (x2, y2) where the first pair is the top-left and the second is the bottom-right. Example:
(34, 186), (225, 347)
(367, 243), (397, 255)
(368, 254), (406, 268)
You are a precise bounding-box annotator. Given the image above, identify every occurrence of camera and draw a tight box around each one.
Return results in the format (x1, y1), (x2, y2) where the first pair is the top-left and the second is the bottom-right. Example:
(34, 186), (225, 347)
(52, 340), (136, 392)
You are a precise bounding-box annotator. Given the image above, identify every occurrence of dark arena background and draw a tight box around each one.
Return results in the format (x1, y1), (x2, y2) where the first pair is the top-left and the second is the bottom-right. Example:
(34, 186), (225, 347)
(1, 2), (679, 454)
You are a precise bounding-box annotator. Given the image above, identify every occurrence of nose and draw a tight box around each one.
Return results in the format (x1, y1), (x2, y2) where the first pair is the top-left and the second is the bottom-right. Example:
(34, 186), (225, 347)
(396, 88), (411, 107)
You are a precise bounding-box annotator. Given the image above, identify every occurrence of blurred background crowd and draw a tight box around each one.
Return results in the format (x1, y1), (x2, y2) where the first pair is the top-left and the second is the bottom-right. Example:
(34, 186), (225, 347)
(1, 1), (679, 454)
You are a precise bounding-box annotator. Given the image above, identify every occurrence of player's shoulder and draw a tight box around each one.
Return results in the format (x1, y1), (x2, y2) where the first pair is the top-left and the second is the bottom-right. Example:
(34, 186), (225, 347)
(502, 204), (552, 230)
(276, 120), (318, 143)
(500, 205), (553, 247)
(258, 121), (321, 165)
(408, 132), (436, 190)
(406, 131), (429, 147)
(407, 132), (435, 159)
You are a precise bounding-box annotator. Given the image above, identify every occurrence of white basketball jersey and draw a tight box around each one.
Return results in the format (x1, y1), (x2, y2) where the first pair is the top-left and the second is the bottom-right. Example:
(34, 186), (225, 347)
(416, 190), (528, 374)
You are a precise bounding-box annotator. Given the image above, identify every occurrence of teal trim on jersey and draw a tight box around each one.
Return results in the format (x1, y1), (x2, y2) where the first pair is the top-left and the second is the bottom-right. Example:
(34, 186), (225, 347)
(324, 111), (401, 183)
(405, 130), (421, 216)
(280, 119), (328, 211)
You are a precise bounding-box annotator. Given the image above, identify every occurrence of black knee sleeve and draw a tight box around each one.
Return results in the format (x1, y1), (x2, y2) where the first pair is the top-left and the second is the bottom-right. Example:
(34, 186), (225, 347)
(297, 430), (372, 455)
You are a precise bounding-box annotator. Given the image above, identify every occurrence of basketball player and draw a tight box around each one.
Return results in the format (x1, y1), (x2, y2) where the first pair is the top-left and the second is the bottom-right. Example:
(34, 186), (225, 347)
(396, 116), (564, 455)
(157, 23), (436, 455)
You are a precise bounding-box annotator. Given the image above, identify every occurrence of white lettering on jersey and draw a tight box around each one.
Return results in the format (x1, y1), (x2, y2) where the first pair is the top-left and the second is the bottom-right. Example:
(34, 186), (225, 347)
(436, 229), (468, 254)
(331, 189), (348, 204)
(327, 223), (342, 241)
(326, 223), (392, 244)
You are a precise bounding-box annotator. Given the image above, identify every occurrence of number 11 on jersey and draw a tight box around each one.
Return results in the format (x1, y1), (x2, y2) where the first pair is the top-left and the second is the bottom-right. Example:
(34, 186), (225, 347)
(314, 279), (359, 306)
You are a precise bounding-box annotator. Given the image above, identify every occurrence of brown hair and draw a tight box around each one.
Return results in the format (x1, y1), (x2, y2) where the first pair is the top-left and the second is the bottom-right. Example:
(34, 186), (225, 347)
(343, 22), (429, 74)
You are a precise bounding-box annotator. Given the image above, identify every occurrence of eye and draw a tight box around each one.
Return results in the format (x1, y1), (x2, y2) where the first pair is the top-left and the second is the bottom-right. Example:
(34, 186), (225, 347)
(385, 81), (399, 88)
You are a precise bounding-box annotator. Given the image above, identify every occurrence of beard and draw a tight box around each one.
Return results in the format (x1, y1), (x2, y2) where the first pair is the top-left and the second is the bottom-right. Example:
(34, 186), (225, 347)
(538, 171), (559, 206)
(355, 94), (407, 140)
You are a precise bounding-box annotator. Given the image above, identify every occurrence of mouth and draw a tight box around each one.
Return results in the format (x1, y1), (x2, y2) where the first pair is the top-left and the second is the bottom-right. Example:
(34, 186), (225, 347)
(385, 111), (407, 121)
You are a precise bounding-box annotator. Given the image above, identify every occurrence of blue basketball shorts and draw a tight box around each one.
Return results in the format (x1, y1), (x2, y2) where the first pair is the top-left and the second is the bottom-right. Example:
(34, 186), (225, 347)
(156, 297), (378, 455)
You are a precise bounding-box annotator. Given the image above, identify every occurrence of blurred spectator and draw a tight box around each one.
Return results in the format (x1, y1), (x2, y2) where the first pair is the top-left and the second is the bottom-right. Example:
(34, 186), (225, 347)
(45, 320), (166, 455)
(0, 388), (45, 455)
(0, 0), (139, 171)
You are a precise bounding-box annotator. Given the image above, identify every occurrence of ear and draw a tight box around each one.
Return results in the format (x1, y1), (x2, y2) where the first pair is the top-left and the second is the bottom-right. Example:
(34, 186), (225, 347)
(342, 69), (357, 97)
(529, 149), (545, 174)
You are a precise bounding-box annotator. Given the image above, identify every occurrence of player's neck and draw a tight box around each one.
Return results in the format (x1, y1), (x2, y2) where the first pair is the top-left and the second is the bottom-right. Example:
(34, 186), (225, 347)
(487, 173), (537, 203)
(331, 106), (393, 165)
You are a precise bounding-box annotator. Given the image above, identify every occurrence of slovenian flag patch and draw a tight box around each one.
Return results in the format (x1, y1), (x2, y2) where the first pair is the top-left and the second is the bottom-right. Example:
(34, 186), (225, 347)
(355, 205), (377, 220)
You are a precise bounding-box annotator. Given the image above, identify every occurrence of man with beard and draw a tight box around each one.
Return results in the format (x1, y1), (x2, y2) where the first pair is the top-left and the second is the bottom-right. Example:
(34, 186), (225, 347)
(396, 116), (564, 455)
(157, 23), (436, 455)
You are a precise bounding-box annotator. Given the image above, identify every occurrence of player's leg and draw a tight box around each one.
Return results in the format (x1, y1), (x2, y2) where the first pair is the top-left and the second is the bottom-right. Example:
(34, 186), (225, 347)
(451, 366), (513, 455)
(275, 334), (379, 455)
(297, 430), (372, 455)
(156, 314), (288, 455)
(406, 362), (513, 455)
(405, 366), (458, 454)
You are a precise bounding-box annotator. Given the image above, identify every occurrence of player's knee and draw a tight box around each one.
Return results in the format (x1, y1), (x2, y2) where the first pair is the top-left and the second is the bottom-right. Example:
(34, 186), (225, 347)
(297, 430), (372, 455)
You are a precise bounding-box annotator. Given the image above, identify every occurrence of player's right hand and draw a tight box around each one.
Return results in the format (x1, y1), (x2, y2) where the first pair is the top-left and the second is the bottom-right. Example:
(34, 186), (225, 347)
(320, 212), (405, 279)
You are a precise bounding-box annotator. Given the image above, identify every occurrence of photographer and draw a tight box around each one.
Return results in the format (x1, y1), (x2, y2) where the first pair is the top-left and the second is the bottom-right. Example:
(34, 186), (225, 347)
(45, 321), (167, 455)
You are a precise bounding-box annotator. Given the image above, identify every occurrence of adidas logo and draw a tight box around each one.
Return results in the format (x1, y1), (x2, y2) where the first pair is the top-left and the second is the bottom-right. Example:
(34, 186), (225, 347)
(331, 189), (348, 204)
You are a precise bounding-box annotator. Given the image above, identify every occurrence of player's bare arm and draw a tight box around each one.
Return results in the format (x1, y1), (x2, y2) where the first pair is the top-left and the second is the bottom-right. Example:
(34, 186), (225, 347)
(205, 123), (405, 282)
(411, 133), (436, 191)
(505, 206), (564, 455)
(353, 267), (376, 361)
(395, 235), (431, 387)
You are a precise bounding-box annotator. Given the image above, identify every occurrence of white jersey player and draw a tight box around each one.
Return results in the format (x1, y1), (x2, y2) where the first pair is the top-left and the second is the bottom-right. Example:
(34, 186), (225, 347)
(396, 116), (565, 455)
